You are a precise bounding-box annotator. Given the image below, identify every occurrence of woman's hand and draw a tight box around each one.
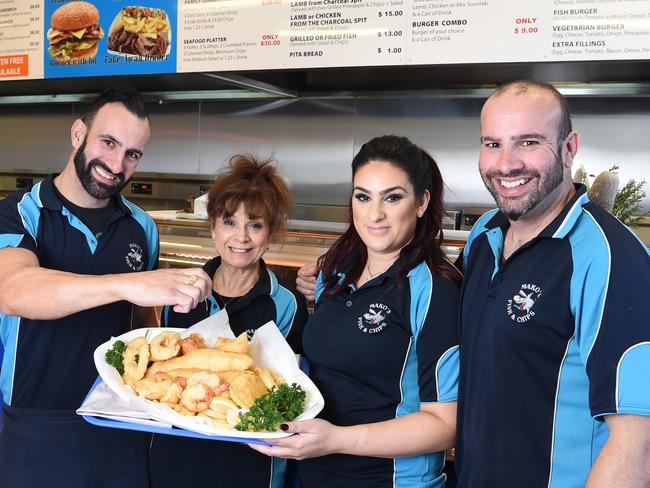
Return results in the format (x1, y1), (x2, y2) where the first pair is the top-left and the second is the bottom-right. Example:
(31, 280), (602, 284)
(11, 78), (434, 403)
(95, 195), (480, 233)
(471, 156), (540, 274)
(248, 419), (343, 460)
(250, 403), (456, 460)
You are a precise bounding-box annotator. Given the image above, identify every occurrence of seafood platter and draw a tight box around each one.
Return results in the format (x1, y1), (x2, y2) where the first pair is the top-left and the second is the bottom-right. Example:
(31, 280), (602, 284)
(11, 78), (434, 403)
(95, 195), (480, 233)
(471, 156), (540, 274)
(89, 317), (323, 440)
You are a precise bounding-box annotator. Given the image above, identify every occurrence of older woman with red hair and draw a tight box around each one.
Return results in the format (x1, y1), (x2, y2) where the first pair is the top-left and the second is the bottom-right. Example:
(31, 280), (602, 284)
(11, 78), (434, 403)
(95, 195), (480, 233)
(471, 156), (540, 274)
(150, 154), (308, 488)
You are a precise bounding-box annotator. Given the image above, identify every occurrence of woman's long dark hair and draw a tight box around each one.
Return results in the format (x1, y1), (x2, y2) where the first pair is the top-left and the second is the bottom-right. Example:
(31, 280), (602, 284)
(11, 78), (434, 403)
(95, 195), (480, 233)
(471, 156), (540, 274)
(319, 135), (461, 295)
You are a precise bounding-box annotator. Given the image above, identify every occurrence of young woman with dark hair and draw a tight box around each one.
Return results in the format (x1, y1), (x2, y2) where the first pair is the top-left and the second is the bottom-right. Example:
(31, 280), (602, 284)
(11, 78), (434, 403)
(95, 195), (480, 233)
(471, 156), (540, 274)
(251, 135), (461, 488)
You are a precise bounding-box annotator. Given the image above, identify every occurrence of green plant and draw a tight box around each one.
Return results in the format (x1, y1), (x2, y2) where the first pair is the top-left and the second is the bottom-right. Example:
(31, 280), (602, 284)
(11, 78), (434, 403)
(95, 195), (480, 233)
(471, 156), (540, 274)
(612, 176), (650, 228)
(574, 164), (649, 228)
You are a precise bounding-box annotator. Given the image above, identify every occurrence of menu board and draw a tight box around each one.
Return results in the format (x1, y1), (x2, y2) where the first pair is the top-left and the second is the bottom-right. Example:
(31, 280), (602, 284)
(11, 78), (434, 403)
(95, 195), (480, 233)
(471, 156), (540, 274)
(0, 0), (649, 80)
(405, 0), (650, 64)
(0, 2), (44, 79)
(43, 1), (177, 78)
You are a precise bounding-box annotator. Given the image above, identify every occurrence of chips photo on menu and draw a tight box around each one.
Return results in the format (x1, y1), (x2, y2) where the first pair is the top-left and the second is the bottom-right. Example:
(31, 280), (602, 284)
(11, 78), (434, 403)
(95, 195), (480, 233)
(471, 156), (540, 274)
(108, 6), (171, 58)
(48, 1), (104, 63)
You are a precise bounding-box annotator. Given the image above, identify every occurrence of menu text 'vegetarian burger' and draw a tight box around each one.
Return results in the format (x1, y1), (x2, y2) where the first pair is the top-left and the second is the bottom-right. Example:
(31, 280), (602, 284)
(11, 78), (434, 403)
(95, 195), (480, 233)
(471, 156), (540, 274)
(108, 6), (170, 58)
(48, 1), (104, 63)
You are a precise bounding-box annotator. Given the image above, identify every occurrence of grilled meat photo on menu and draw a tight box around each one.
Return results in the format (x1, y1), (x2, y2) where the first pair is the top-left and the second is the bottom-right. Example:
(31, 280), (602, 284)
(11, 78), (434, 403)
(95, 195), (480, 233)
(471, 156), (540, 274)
(48, 1), (104, 62)
(108, 6), (170, 58)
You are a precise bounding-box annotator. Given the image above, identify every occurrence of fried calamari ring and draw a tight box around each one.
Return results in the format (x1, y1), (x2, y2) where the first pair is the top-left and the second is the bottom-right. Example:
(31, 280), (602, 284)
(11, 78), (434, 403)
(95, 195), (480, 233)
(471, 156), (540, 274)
(150, 331), (181, 361)
(122, 337), (150, 383)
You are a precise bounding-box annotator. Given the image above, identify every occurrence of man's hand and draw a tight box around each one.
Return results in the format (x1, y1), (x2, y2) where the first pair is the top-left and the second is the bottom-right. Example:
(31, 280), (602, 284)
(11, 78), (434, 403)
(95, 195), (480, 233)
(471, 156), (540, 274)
(0, 247), (213, 320)
(296, 262), (318, 301)
(121, 268), (212, 313)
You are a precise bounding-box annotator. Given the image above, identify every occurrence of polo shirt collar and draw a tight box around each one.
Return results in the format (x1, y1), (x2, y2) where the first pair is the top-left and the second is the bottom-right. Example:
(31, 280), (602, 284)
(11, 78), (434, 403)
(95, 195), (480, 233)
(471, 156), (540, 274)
(343, 246), (420, 290)
(543, 184), (589, 239)
(38, 174), (131, 215)
(204, 256), (274, 306)
(482, 183), (589, 240)
(39, 175), (64, 211)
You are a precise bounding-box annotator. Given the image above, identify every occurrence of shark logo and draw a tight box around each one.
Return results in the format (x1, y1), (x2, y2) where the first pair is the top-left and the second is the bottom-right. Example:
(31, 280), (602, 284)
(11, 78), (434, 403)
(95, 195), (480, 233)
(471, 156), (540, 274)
(363, 309), (385, 325)
(513, 291), (535, 313)
(125, 243), (144, 271)
(506, 284), (542, 324)
(357, 303), (392, 334)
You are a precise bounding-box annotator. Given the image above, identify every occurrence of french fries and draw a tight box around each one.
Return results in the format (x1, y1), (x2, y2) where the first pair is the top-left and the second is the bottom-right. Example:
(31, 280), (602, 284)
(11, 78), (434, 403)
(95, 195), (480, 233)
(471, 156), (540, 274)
(116, 7), (170, 38)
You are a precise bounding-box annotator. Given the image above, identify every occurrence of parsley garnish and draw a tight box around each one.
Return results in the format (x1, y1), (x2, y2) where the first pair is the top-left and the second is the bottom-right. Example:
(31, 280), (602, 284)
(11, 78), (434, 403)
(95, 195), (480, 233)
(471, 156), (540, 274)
(105, 340), (127, 375)
(235, 383), (306, 432)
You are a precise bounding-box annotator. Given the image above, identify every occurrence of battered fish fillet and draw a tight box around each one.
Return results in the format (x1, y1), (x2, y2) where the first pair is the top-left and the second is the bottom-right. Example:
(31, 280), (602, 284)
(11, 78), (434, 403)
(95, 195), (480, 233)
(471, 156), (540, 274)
(146, 348), (253, 376)
(229, 371), (268, 409)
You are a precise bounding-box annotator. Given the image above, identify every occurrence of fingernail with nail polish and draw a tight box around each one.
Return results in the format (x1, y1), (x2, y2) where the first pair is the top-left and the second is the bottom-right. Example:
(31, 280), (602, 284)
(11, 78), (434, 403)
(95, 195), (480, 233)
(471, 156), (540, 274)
(280, 423), (289, 431)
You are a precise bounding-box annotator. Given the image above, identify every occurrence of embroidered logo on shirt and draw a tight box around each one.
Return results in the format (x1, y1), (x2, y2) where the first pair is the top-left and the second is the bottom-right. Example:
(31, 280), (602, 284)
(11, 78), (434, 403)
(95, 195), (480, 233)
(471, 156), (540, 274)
(357, 303), (392, 334)
(506, 283), (542, 324)
(125, 243), (144, 271)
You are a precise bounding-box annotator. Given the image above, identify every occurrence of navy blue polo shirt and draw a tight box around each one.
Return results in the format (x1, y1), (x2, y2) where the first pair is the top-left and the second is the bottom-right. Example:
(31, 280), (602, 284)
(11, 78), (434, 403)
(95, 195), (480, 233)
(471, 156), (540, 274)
(0, 175), (158, 409)
(151, 255), (308, 488)
(456, 185), (650, 488)
(300, 257), (460, 488)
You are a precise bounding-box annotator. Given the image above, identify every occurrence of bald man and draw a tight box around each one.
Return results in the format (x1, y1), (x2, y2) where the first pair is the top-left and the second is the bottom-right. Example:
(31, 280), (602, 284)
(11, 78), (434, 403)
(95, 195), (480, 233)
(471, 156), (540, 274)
(455, 80), (650, 488)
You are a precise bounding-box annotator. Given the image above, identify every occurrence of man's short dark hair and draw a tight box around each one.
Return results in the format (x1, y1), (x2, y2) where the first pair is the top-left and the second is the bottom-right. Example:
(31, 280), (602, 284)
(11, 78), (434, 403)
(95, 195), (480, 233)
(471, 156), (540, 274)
(82, 87), (149, 128)
(491, 80), (572, 140)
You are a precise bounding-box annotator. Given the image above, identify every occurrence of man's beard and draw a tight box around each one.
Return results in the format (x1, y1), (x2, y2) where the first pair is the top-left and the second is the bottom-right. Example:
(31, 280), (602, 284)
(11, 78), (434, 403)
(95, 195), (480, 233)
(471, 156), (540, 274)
(74, 138), (128, 200)
(482, 149), (564, 221)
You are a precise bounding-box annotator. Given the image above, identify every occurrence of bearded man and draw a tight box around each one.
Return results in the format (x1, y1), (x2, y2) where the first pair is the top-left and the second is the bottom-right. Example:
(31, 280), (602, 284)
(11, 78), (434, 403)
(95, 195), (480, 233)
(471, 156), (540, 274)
(0, 87), (211, 487)
(455, 80), (650, 488)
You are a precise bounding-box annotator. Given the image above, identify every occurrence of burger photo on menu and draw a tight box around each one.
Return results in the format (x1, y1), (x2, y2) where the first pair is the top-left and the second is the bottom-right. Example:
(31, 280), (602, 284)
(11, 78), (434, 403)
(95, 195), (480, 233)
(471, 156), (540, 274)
(108, 6), (171, 59)
(48, 1), (104, 63)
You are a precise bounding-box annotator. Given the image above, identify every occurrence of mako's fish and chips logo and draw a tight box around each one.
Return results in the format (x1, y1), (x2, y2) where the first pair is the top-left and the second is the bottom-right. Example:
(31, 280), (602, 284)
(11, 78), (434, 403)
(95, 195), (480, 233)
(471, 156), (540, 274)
(358, 302), (392, 334)
(506, 283), (542, 324)
(125, 243), (144, 271)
